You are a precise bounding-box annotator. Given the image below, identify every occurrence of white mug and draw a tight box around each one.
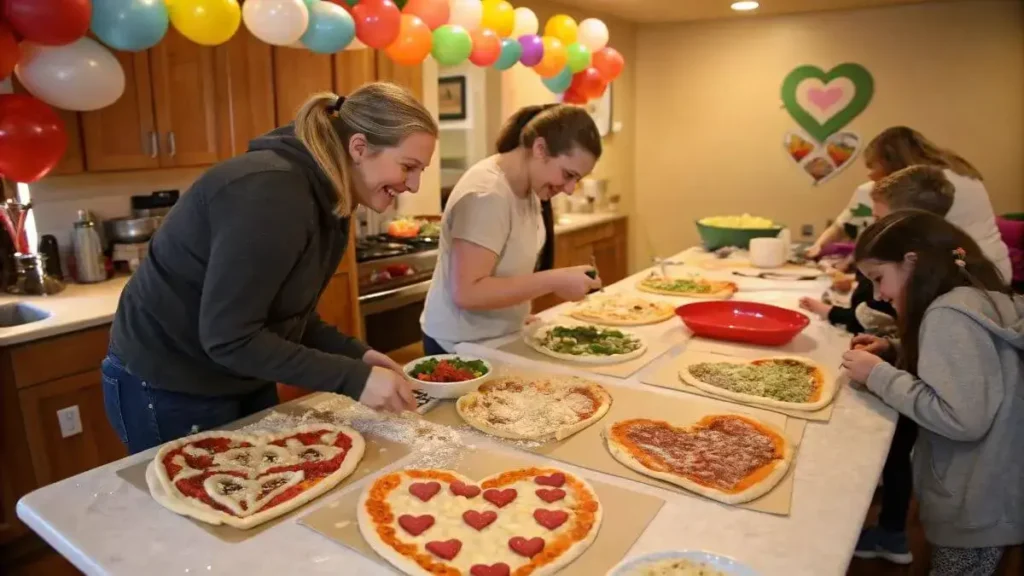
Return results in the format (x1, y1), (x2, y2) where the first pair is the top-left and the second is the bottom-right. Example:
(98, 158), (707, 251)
(749, 237), (788, 269)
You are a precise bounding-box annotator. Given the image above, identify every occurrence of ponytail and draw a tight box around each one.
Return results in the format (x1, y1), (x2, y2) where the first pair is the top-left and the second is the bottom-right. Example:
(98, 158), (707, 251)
(495, 104), (559, 153)
(295, 93), (351, 215)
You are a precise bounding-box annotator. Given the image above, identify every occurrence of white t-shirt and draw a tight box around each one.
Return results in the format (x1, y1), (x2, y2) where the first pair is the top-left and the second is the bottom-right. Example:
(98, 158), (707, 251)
(835, 181), (876, 238)
(421, 156), (544, 352)
(942, 170), (1013, 283)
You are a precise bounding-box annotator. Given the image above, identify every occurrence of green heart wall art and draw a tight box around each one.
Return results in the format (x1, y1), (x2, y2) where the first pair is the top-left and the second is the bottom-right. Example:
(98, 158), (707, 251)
(781, 63), (874, 143)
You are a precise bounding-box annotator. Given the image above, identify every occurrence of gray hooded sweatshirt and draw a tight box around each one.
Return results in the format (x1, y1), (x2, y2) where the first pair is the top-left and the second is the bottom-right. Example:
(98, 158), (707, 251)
(867, 286), (1024, 548)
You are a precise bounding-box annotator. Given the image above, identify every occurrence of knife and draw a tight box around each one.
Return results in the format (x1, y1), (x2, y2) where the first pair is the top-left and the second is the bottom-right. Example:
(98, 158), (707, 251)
(588, 255), (603, 294)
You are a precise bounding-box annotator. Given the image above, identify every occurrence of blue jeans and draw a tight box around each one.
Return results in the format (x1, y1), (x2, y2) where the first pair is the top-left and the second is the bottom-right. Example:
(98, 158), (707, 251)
(421, 333), (449, 355)
(101, 353), (278, 455)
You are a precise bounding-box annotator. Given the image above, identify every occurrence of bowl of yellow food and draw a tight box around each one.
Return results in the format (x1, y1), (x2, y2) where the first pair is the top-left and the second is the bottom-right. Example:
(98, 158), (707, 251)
(696, 214), (783, 251)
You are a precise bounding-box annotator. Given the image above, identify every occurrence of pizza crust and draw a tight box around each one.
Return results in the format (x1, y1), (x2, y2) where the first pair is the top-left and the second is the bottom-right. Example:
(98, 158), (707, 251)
(566, 295), (676, 327)
(523, 323), (648, 366)
(148, 424), (365, 530)
(358, 468), (603, 576)
(636, 276), (737, 299)
(603, 415), (794, 505)
(455, 377), (612, 442)
(679, 355), (836, 412)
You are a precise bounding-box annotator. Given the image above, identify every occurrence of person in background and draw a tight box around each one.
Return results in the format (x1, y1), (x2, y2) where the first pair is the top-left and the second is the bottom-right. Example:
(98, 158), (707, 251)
(104, 83), (437, 454)
(805, 180), (875, 261)
(842, 211), (1023, 576)
(803, 165), (954, 565)
(420, 104), (603, 354)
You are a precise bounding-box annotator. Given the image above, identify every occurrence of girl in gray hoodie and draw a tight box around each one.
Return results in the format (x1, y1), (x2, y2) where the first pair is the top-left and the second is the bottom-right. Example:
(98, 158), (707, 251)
(841, 210), (1024, 576)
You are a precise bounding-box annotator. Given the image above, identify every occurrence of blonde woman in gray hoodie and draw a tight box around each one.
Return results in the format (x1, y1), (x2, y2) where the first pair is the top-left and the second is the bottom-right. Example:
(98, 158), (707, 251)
(841, 210), (1024, 576)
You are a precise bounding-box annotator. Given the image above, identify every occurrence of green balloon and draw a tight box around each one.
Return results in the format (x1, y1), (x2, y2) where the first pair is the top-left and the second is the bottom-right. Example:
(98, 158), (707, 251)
(566, 42), (592, 74)
(432, 25), (473, 67)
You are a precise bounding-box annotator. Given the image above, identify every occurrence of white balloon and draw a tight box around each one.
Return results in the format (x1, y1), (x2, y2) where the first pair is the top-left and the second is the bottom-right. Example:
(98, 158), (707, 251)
(243, 0), (309, 47)
(14, 39), (125, 112)
(511, 7), (538, 38)
(449, 0), (482, 32)
(577, 18), (609, 52)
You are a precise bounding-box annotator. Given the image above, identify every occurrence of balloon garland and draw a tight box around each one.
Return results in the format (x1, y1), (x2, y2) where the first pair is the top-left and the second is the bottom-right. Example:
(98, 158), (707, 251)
(0, 0), (624, 182)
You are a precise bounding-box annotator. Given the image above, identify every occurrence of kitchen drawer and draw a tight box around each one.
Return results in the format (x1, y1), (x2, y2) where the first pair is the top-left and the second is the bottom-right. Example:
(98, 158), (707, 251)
(566, 221), (620, 248)
(10, 326), (110, 389)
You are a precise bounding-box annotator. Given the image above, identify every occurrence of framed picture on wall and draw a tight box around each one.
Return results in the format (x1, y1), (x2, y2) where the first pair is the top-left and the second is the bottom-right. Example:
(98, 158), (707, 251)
(438, 76), (467, 121)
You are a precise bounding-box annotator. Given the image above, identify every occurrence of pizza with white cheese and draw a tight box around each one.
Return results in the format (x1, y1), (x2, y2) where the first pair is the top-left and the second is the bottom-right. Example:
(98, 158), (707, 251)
(358, 467), (602, 576)
(679, 355), (834, 411)
(146, 424), (365, 529)
(605, 415), (793, 505)
(456, 374), (612, 442)
(567, 294), (676, 326)
(524, 323), (647, 365)
(637, 274), (737, 299)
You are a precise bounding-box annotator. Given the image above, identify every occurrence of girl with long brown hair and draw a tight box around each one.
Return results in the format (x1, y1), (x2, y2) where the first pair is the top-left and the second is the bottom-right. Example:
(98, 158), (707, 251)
(103, 83), (438, 454)
(841, 211), (1024, 575)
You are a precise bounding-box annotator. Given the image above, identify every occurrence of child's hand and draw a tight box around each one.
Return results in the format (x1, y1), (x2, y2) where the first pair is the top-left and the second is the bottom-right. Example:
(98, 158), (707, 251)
(850, 334), (891, 355)
(799, 297), (832, 320)
(841, 349), (884, 384)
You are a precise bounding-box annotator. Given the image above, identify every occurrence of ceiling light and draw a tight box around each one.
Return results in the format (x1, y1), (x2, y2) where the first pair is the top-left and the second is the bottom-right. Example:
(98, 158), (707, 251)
(731, 1), (759, 11)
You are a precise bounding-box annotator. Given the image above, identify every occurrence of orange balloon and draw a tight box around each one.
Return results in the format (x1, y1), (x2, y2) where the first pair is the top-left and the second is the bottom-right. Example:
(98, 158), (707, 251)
(402, 0), (449, 30)
(592, 47), (624, 82)
(385, 14), (432, 66)
(468, 28), (501, 66)
(533, 36), (567, 79)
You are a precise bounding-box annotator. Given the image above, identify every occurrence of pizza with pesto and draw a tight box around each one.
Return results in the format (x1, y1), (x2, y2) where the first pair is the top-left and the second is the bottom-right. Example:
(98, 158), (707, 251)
(524, 323), (647, 365)
(679, 355), (835, 411)
(636, 273), (737, 299)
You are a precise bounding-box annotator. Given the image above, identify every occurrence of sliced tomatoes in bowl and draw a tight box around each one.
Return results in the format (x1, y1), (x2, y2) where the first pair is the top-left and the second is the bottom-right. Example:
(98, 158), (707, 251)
(403, 354), (493, 399)
(674, 301), (810, 346)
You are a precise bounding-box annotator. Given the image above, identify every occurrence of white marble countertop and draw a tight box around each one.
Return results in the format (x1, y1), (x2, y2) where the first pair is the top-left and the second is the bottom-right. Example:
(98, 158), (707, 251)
(16, 249), (897, 576)
(553, 211), (626, 235)
(0, 276), (129, 346)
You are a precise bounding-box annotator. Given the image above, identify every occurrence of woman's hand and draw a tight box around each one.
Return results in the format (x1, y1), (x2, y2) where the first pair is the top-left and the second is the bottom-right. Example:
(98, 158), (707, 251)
(362, 349), (406, 374)
(841, 349), (884, 384)
(850, 334), (891, 356)
(798, 297), (832, 319)
(804, 245), (822, 259)
(359, 350), (416, 412)
(550, 265), (602, 301)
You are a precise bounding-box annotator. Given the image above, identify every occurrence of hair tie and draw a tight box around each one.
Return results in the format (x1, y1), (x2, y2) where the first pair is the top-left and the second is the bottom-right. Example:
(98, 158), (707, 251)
(329, 96), (346, 114)
(952, 247), (967, 268)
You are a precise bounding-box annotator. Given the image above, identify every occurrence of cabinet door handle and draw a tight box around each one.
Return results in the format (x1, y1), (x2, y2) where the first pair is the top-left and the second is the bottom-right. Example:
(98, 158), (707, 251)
(149, 131), (158, 158)
(168, 131), (176, 158)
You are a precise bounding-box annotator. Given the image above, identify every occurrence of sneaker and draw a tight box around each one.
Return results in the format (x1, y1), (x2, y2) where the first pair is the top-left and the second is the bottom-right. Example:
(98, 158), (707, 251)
(853, 527), (913, 565)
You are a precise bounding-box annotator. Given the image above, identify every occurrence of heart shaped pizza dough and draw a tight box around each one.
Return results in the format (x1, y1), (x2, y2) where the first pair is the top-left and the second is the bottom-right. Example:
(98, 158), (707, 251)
(147, 424), (365, 530)
(358, 467), (602, 576)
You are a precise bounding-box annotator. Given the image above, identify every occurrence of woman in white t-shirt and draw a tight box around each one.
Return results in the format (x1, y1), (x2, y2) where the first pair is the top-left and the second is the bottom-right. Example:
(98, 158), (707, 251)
(420, 105), (603, 354)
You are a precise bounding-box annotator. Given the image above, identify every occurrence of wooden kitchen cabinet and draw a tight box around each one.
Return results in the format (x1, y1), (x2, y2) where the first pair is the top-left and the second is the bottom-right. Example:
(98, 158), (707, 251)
(334, 49), (377, 96)
(376, 52), (424, 102)
(273, 47), (334, 126)
(217, 29), (276, 157)
(533, 217), (629, 312)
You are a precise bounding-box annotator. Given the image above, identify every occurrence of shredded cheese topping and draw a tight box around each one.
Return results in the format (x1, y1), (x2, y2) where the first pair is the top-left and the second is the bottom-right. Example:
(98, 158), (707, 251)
(461, 378), (605, 439)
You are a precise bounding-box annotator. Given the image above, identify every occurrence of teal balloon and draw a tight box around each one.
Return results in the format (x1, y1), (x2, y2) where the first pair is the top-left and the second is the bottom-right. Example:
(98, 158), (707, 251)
(301, 0), (316, 6)
(493, 38), (522, 71)
(301, 1), (357, 54)
(90, 0), (169, 52)
(432, 25), (472, 67)
(542, 67), (573, 94)
(565, 42), (591, 74)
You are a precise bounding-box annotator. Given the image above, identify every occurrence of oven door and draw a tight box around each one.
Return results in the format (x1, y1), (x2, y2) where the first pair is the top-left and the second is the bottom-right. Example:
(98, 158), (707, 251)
(359, 279), (432, 353)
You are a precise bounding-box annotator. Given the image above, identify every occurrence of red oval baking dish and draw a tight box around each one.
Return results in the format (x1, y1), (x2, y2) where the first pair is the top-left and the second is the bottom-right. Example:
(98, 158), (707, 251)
(674, 300), (810, 346)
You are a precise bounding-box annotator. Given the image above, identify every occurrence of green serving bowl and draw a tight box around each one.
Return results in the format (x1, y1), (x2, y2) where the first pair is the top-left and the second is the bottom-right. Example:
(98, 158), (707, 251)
(695, 220), (783, 251)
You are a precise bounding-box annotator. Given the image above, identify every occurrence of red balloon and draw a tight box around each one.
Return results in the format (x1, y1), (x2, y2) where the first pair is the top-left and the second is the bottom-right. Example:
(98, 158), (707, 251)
(592, 47), (624, 82)
(0, 94), (68, 183)
(0, 22), (18, 80)
(574, 68), (607, 100)
(353, 0), (402, 49)
(3, 0), (91, 46)
(468, 29), (501, 67)
(403, 0), (449, 30)
(562, 87), (587, 105)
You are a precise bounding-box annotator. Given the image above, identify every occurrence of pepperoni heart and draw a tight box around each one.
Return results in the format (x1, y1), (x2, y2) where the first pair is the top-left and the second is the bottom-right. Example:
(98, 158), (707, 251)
(450, 481), (481, 498)
(397, 514), (434, 536)
(471, 564), (511, 576)
(534, 472), (566, 487)
(462, 510), (497, 531)
(533, 509), (568, 530)
(508, 536), (545, 558)
(483, 488), (517, 508)
(409, 482), (441, 502)
(535, 488), (566, 503)
(426, 539), (462, 560)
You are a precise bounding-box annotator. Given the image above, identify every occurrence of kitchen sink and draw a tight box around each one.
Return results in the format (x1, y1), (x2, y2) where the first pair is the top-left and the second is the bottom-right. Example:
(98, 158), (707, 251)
(0, 302), (51, 328)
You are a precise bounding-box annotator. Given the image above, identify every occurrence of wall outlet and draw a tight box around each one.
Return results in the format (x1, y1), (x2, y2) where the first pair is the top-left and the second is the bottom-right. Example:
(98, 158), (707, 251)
(57, 405), (83, 438)
(801, 224), (815, 238)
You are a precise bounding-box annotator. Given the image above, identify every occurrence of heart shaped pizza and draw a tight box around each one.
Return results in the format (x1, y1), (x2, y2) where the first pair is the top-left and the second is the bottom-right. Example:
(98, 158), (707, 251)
(358, 467), (602, 575)
(605, 415), (793, 505)
(146, 424), (365, 529)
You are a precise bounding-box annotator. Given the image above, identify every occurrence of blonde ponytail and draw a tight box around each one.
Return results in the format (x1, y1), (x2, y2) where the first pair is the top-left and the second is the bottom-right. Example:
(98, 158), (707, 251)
(294, 83), (438, 216)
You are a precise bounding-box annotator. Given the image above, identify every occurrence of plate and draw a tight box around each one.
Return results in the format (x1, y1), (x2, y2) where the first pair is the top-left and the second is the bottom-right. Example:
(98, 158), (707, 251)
(674, 300), (809, 346)
(403, 354), (492, 399)
(608, 550), (759, 576)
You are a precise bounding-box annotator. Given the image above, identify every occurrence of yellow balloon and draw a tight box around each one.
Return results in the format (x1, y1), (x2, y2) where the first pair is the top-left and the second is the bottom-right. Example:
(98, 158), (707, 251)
(545, 14), (577, 45)
(169, 0), (241, 46)
(481, 0), (515, 38)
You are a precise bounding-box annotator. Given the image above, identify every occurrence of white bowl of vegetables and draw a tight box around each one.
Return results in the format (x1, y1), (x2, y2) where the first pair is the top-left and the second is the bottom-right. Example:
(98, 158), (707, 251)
(403, 355), (493, 399)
